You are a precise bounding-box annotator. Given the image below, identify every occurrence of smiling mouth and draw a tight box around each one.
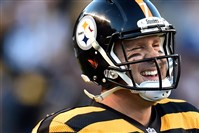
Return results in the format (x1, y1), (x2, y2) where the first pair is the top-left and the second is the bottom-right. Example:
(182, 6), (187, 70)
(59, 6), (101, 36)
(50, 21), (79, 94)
(141, 70), (160, 81)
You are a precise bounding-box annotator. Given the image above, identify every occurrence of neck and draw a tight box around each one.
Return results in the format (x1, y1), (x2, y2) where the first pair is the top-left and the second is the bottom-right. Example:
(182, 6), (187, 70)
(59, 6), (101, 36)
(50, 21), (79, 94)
(100, 89), (155, 126)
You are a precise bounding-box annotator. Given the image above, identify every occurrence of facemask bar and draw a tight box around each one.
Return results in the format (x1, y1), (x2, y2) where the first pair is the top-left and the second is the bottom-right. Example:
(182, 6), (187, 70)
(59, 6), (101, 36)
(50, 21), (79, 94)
(105, 31), (181, 91)
(106, 55), (180, 90)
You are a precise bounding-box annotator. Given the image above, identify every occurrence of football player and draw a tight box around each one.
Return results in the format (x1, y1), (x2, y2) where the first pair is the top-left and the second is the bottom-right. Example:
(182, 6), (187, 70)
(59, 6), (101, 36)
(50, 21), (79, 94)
(32, 0), (199, 132)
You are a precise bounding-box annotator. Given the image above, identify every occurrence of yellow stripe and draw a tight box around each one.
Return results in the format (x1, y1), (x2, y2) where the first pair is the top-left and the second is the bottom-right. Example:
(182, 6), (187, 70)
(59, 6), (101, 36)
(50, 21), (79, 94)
(79, 119), (144, 132)
(32, 119), (43, 133)
(135, 0), (153, 17)
(161, 111), (199, 131)
(154, 98), (186, 105)
(49, 121), (74, 132)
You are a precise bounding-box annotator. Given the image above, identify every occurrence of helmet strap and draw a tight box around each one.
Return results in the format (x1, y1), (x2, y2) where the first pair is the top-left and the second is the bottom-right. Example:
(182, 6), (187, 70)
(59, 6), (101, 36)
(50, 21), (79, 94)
(84, 86), (123, 102)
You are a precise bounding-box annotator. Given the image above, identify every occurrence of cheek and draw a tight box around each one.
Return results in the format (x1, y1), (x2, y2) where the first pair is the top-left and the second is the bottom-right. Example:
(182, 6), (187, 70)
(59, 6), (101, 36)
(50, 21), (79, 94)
(126, 51), (144, 62)
(129, 64), (141, 80)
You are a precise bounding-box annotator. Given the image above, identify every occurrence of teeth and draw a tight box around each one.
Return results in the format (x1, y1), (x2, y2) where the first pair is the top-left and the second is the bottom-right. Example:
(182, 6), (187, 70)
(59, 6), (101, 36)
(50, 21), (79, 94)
(142, 70), (158, 76)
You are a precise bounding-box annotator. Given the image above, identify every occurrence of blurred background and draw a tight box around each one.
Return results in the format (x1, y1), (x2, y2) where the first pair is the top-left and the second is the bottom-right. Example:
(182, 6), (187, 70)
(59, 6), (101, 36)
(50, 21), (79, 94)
(1, 0), (199, 132)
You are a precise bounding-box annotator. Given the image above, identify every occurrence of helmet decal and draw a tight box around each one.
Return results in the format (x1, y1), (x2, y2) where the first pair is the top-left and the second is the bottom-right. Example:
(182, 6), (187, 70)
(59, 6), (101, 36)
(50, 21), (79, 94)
(137, 17), (170, 33)
(135, 0), (153, 17)
(76, 15), (97, 50)
(88, 59), (98, 69)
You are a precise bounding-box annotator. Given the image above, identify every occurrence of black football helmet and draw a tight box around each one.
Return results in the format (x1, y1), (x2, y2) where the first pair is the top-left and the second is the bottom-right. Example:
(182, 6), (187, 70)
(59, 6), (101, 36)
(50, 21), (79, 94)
(73, 0), (181, 101)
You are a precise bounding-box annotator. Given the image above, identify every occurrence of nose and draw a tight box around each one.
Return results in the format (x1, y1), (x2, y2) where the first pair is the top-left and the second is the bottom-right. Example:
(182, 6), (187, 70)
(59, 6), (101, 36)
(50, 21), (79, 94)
(144, 46), (160, 59)
(144, 46), (162, 67)
(144, 46), (167, 68)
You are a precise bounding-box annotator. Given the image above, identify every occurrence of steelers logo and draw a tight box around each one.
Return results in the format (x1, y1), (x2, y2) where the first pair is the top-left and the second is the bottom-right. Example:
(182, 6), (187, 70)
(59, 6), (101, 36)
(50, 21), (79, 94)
(76, 16), (97, 50)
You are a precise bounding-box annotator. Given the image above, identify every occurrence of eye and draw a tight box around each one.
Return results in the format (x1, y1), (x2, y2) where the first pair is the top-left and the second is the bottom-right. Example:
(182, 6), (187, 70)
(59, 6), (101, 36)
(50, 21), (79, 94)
(153, 43), (164, 54)
(132, 47), (142, 50)
(127, 53), (142, 61)
(129, 46), (144, 51)
(153, 43), (160, 48)
(158, 50), (164, 54)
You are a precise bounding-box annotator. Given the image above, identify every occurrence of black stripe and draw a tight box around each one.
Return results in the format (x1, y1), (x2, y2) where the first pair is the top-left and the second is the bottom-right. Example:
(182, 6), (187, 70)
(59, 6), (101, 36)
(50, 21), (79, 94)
(155, 101), (199, 117)
(65, 109), (120, 132)
(66, 102), (162, 132)
(94, 102), (150, 131)
(37, 108), (73, 133)
(114, 0), (145, 31)
(161, 128), (199, 133)
(37, 114), (55, 133)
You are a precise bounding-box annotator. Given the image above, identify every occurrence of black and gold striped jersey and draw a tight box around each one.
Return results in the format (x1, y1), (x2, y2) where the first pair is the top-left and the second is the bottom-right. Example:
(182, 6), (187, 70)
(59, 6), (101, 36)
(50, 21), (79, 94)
(32, 98), (199, 133)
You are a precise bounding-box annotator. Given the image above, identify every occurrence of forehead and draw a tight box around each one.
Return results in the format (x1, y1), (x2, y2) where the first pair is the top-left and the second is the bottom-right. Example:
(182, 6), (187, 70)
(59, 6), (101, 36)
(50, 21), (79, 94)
(123, 35), (161, 46)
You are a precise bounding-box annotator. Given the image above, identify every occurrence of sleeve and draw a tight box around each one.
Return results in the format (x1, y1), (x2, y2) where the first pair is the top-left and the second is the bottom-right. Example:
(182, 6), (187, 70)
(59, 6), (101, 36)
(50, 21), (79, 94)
(32, 119), (43, 133)
(48, 120), (75, 133)
(32, 119), (75, 133)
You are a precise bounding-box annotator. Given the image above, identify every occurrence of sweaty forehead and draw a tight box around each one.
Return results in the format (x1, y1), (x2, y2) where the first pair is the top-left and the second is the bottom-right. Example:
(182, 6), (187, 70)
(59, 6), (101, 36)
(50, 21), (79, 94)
(120, 35), (160, 49)
(114, 35), (162, 52)
(124, 35), (161, 45)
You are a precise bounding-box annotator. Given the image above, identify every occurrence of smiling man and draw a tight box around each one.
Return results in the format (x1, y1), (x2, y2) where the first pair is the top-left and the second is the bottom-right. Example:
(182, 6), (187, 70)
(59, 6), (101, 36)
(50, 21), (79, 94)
(32, 0), (199, 133)
(114, 35), (167, 84)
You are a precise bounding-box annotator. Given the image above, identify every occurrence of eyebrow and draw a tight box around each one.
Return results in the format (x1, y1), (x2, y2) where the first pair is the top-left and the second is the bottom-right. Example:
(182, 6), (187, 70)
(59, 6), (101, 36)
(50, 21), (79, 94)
(127, 37), (161, 45)
(125, 37), (161, 51)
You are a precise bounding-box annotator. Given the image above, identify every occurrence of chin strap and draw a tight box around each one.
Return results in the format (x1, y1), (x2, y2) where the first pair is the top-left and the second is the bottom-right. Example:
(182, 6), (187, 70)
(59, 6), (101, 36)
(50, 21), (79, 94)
(84, 86), (123, 102)
(138, 78), (172, 101)
(84, 78), (172, 102)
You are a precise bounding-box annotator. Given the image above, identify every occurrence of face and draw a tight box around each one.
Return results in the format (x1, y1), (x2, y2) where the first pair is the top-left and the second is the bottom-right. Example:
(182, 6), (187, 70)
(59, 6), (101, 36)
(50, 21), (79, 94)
(114, 35), (168, 85)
